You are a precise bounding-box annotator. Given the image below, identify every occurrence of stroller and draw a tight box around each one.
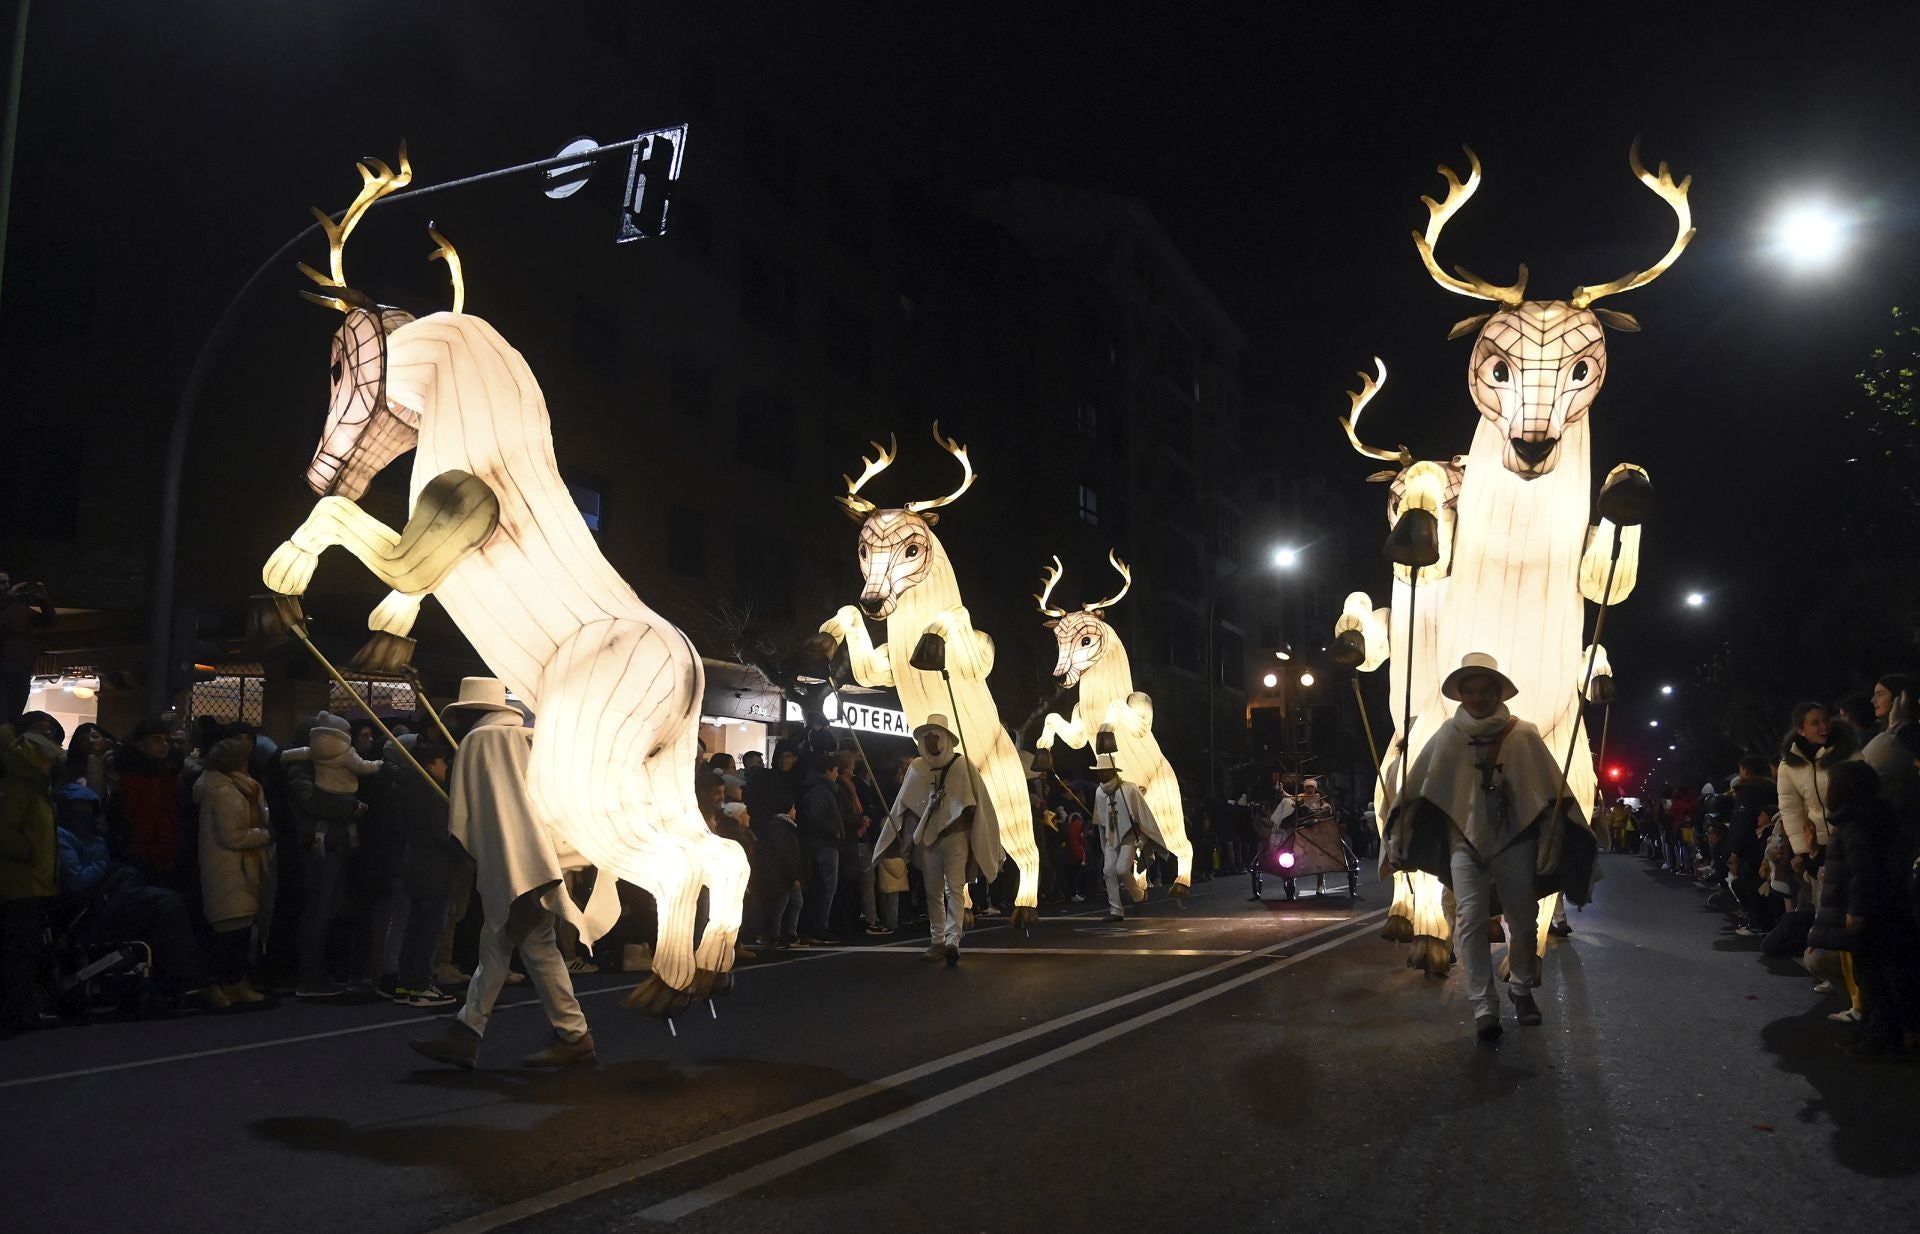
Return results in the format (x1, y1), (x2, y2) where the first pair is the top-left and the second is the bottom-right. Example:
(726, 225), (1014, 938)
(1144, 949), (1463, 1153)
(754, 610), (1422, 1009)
(46, 893), (165, 1021)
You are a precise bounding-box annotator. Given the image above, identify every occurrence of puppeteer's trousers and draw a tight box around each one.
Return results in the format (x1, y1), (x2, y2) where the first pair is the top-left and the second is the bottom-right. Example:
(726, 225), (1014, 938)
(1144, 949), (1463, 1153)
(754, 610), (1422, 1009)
(1102, 840), (1137, 916)
(1450, 831), (1539, 1019)
(920, 832), (970, 949)
(457, 911), (588, 1042)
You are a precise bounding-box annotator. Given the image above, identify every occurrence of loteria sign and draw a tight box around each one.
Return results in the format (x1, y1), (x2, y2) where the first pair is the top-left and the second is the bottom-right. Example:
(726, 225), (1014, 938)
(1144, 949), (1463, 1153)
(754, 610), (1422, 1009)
(784, 694), (912, 737)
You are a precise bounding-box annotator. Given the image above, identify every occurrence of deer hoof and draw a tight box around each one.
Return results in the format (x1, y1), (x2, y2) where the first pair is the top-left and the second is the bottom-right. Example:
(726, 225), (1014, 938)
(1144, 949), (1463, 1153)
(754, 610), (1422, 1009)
(1009, 905), (1038, 929)
(1170, 883), (1192, 899)
(623, 975), (695, 1018)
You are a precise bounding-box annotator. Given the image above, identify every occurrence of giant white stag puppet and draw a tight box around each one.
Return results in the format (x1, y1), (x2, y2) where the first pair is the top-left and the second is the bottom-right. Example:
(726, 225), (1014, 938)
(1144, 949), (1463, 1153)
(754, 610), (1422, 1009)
(1034, 551), (1193, 895)
(1338, 143), (1683, 972)
(261, 148), (747, 1014)
(818, 429), (1041, 926)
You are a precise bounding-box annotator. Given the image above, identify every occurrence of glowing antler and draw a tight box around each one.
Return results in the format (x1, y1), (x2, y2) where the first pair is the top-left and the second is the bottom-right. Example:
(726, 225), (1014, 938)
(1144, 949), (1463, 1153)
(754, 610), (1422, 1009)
(1337, 356), (1407, 465)
(297, 143), (415, 312)
(834, 433), (899, 520)
(1411, 145), (1528, 306)
(427, 224), (465, 314)
(1036, 555), (1069, 618)
(1570, 140), (1695, 308)
(1085, 550), (1132, 613)
(905, 421), (976, 514)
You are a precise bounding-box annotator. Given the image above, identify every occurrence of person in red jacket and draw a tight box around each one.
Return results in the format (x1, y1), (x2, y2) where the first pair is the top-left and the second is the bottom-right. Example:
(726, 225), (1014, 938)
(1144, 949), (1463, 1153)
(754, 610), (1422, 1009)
(109, 720), (187, 890)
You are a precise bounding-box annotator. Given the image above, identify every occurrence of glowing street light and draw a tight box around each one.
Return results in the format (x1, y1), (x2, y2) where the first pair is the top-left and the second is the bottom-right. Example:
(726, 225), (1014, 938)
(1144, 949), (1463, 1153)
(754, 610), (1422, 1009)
(1773, 200), (1849, 270)
(1668, 744), (1677, 751)
(1684, 591), (1706, 608)
(1660, 684), (1674, 696)
(1298, 672), (1316, 688)
(1262, 672), (1279, 688)
(1271, 545), (1300, 570)
(1648, 719), (1660, 728)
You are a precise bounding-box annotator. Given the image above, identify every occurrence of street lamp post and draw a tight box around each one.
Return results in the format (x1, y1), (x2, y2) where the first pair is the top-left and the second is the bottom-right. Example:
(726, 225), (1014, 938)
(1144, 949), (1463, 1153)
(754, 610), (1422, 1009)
(143, 128), (684, 715)
(1203, 544), (1297, 798)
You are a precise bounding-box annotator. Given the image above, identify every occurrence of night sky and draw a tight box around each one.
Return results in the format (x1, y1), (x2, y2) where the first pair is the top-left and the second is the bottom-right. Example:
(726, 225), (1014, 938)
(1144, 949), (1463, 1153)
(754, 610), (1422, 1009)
(6, 2), (1918, 785)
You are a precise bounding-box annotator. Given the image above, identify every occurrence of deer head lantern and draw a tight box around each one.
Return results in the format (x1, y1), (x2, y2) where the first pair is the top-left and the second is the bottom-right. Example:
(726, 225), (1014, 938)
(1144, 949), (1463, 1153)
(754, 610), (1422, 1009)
(835, 424), (976, 619)
(1414, 142), (1693, 479)
(293, 144), (467, 500)
(1036, 551), (1131, 688)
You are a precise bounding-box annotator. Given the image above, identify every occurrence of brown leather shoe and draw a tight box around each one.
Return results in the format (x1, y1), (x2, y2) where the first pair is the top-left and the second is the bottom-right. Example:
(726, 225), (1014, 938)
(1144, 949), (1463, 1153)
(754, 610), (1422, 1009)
(409, 1021), (481, 1069)
(522, 1031), (596, 1067)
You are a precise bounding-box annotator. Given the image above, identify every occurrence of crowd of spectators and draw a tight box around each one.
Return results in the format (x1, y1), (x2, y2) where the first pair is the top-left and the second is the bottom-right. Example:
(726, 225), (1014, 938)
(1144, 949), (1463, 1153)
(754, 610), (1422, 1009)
(1, 677), (1386, 1036)
(1629, 674), (1920, 1059)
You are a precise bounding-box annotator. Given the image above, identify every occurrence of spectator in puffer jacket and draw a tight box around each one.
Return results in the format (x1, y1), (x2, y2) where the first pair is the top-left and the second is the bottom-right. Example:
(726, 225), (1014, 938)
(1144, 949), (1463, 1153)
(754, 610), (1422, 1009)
(1, 732), (61, 1031)
(195, 736), (273, 1006)
(109, 720), (188, 889)
(1815, 762), (1920, 1056)
(1776, 702), (1860, 856)
(280, 711), (383, 797)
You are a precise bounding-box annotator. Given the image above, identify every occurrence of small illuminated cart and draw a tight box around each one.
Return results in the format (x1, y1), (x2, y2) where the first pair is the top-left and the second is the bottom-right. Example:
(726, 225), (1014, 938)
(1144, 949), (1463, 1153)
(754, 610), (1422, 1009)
(1258, 806), (1360, 903)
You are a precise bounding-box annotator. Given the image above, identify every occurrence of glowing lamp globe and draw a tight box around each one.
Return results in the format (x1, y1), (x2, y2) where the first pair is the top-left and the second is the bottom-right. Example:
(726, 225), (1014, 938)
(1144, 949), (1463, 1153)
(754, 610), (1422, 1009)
(1278, 851), (1296, 870)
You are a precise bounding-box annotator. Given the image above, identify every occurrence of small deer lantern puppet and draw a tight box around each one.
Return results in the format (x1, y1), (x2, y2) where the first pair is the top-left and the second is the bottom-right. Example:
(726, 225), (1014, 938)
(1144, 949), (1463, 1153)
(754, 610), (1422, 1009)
(1034, 552), (1194, 895)
(1342, 143), (1682, 973)
(818, 426), (1041, 927)
(262, 147), (747, 1016)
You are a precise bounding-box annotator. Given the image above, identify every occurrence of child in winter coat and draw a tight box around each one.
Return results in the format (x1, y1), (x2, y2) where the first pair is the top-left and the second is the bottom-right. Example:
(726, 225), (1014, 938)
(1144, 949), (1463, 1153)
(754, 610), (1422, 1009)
(279, 711), (383, 795)
(749, 788), (806, 946)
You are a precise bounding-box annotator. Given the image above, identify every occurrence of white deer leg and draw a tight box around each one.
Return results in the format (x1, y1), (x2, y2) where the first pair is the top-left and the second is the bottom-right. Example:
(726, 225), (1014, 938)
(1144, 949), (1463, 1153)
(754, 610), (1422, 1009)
(263, 470), (500, 599)
(368, 590), (423, 637)
(820, 605), (894, 687)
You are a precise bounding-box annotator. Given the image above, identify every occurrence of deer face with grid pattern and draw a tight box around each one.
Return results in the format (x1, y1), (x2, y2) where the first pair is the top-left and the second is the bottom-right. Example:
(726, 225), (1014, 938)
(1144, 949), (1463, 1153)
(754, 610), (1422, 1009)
(295, 145), (465, 499)
(836, 425), (977, 620)
(1035, 551), (1131, 687)
(1412, 143), (1694, 480)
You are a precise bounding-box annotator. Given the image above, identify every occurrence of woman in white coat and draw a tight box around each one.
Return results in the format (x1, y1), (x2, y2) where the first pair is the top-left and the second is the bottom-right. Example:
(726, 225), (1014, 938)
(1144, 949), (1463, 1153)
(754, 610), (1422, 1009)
(1776, 702), (1860, 857)
(194, 736), (273, 1005)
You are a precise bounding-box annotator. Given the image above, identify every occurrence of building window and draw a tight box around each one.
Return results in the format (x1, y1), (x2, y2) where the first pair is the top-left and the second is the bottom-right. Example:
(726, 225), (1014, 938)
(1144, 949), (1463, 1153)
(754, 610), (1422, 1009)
(1213, 505), (1240, 564)
(736, 389), (796, 476)
(1077, 484), (1100, 526)
(824, 298), (872, 387)
(667, 505), (705, 577)
(744, 105), (798, 208)
(567, 480), (604, 531)
(739, 241), (796, 339)
(670, 349), (712, 418)
(570, 296), (620, 380)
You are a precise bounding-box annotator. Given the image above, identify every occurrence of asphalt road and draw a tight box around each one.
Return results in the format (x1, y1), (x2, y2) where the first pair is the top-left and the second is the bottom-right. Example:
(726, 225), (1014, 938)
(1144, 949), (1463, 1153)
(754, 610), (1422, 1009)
(5, 855), (1917, 1234)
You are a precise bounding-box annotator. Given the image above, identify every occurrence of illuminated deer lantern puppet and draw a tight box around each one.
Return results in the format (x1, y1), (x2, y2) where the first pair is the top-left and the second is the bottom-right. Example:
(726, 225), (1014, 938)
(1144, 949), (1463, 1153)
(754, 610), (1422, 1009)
(261, 148), (747, 1015)
(1034, 552), (1193, 895)
(818, 428), (1041, 927)
(1340, 143), (1684, 972)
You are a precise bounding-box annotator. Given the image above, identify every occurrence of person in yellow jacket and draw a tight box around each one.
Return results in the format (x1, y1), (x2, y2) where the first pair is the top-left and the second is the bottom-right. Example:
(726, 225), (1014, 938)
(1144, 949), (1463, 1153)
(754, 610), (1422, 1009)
(1, 732), (62, 1032)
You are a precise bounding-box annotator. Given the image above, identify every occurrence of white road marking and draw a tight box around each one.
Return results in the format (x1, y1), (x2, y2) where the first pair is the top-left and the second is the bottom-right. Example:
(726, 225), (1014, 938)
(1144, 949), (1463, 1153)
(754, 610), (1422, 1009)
(422, 909), (1385, 1234)
(638, 912), (1386, 1222)
(0, 895), (1212, 1090)
(807, 946), (1253, 957)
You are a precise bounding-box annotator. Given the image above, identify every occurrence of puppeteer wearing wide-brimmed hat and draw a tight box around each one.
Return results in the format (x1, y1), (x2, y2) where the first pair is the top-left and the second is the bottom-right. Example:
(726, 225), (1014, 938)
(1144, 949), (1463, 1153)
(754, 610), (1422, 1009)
(1383, 654), (1597, 906)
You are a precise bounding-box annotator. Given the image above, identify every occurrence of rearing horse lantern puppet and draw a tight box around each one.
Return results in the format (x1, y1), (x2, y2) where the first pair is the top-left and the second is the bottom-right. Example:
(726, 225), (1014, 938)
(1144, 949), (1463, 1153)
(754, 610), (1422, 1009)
(1340, 142), (1686, 973)
(262, 147), (748, 1016)
(818, 428), (1042, 927)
